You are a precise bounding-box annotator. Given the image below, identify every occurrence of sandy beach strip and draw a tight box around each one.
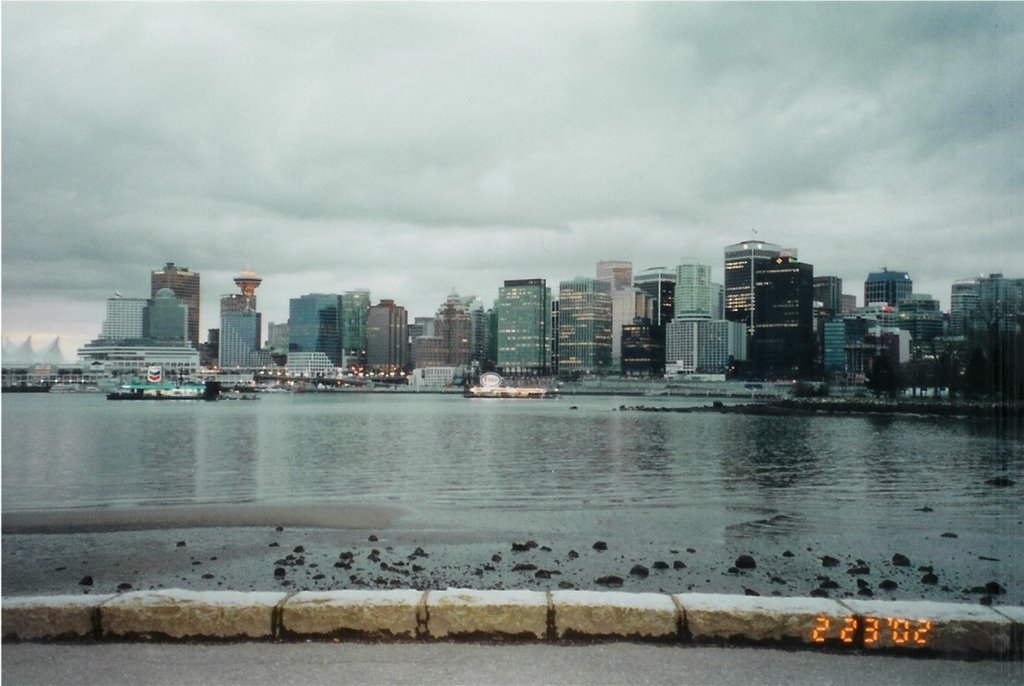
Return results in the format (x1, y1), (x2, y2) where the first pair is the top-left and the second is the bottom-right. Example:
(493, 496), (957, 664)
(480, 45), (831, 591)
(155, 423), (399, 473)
(1, 503), (407, 534)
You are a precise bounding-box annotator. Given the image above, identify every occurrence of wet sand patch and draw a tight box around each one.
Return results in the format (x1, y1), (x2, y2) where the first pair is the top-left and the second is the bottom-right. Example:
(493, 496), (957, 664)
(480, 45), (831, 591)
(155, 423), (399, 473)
(2, 503), (406, 534)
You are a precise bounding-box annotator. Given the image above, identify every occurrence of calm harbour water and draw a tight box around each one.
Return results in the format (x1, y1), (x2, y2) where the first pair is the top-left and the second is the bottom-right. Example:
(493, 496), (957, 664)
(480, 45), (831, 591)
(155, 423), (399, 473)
(3, 392), (1022, 601)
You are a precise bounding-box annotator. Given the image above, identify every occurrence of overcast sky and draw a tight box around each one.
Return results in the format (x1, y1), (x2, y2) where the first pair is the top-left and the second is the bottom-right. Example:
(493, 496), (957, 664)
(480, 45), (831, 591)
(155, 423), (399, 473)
(3, 2), (1022, 359)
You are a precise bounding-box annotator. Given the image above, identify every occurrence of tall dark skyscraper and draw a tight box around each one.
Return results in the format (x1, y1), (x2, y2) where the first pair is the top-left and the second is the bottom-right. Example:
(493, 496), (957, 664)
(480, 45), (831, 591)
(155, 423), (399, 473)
(366, 299), (408, 372)
(288, 293), (343, 366)
(151, 262), (200, 349)
(724, 241), (782, 335)
(751, 255), (815, 379)
(634, 268), (675, 327)
(813, 275), (843, 315)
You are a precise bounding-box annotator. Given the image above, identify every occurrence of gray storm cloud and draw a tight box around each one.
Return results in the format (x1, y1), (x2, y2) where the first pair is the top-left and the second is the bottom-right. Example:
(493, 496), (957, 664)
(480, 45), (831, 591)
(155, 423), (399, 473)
(3, 2), (1022, 354)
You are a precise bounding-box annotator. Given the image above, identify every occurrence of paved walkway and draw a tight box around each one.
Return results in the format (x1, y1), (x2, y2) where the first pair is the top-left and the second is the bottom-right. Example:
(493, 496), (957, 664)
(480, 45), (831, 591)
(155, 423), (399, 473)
(4, 642), (1022, 686)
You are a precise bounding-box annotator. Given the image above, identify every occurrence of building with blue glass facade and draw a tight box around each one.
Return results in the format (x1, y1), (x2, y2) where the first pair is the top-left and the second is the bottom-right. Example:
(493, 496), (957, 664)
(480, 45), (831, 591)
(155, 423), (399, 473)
(288, 293), (342, 366)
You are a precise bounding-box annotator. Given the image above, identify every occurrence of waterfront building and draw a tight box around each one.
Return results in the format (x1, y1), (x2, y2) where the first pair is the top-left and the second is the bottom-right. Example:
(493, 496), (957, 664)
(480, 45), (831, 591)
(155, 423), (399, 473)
(100, 295), (149, 341)
(814, 276), (843, 316)
(409, 366), (459, 388)
(864, 268), (912, 308)
(664, 318), (746, 375)
(675, 259), (713, 319)
(751, 255), (815, 379)
(724, 241), (784, 335)
(147, 289), (188, 342)
(288, 293), (342, 366)
(557, 277), (612, 375)
(495, 279), (552, 376)
(634, 267), (675, 327)
(596, 260), (633, 290)
(341, 290), (370, 369)
(366, 299), (408, 372)
(285, 351), (334, 377)
(77, 341), (200, 376)
(151, 262), (200, 349)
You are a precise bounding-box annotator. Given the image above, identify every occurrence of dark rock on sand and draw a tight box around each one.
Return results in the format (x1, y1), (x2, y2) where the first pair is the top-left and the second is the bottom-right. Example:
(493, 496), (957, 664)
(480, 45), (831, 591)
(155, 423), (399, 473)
(782, 550), (795, 558)
(274, 567), (286, 578)
(770, 576), (787, 585)
(595, 575), (624, 586)
(535, 569), (552, 579)
(820, 555), (840, 568)
(593, 541), (608, 551)
(985, 476), (1016, 487)
(176, 541), (186, 547)
(846, 565), (870, 575)
(293, 546), (305, 553)
(743, 587), (760, 597)
(567, 550), (579, 559)
(810, 589), (830, 598)
(79, 575), (93, 586)
(630, 564), (650, 578)
(891, 553), (911, 567)
(735, 554), (756, 570)
(512, 541), (538, 552)
(492, 554), (502, 563)
(673, 560), (687, 570)
(915, 506), (934, 513)
(512, 563), (537, 572)
(879, 580), (898, 591)
(268, 542), (280, 548)
(980, 596), (994, 606)
(201, 573), (215, 580)
(275, 526), (284, 532)
(918, 565), (933, 573)
(940, 532), (958, 538)
(368, 535), (379, 542)
(117, 583), (132, 591)
(819, 579), (839, 590)
(858, 587), (874, 597)
(921, 572), (939, 585)
(558, 581), (575, 589)
(652, 561), (670, 570)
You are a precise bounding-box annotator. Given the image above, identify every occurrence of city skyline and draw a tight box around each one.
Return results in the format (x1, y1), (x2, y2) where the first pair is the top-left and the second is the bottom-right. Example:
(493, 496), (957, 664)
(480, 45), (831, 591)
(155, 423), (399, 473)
(3, 3), (1022, 356)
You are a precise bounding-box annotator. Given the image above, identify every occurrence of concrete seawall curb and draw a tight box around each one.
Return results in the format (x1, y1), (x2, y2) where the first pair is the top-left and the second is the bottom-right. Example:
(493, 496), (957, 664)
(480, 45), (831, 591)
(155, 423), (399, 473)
(3, 589), (1021, 659)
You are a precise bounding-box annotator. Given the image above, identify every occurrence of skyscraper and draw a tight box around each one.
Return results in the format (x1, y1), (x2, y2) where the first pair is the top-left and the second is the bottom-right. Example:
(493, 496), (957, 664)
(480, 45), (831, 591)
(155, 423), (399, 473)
(674, 259), (713, 319)
(751, 255), (815, 379)
(366, 299), (408, 372)
(557, 277), (612, 375)
(813, 276), (843, 316)
(341, 289), (370, 369)
(864, 269), (912, 307)
(101, 294), (149, 341)
(724, 241), (783, 335)
(950, 278), (980, 336)
(435, 292), (473, 368)
(219, 268), (264, 368)
(596, 260), (633, 290)
(634, 267), (675, 326)
(288, 294), (342, 366)
(496, 279), (551, 376)
(151, 262), (200, 349)
(147, 289), (187, 341)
